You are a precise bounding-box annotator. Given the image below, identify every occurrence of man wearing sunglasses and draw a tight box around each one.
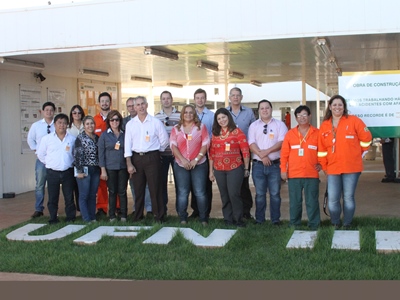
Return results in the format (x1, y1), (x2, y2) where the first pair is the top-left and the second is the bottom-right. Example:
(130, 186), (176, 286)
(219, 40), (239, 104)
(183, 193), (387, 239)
(155, 91), (180, 216)
(248, 99), (288, 225)
(27, 101), (56, 218)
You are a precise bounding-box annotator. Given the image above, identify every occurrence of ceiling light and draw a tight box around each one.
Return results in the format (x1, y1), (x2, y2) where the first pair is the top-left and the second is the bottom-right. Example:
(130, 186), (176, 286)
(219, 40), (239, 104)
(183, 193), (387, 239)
(131, 76), (153, 83)
(144, 47), (179, 61)
(79, 68), (109, 77)
(316, 38), (332, 57)
(229, 71), (244, 79)
(196, 60), (219, 72)
(167, 82), (183, 88)
(0, 57), (45, 70)
(250, 80), (262, 87)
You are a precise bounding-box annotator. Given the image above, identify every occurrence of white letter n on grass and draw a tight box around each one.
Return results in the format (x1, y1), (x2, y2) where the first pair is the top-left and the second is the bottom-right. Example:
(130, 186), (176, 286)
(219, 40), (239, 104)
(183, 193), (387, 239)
(142, 227), (237, 248)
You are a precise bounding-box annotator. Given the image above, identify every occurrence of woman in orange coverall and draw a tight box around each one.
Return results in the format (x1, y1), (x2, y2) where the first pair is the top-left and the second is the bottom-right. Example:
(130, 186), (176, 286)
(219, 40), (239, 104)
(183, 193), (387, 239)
(318, 95), (372, 229)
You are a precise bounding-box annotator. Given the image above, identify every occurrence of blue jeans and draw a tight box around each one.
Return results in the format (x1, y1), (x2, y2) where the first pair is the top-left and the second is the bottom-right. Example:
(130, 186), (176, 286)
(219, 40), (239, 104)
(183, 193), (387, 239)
(34, 158), (47, 212)
(327, 172), (361, 226)
(173, 161), (208, 222)
(77, 166), (100, 222)
(129, 179), (152, 213)
(252, 161), (282, 224)
(161, 155), (176, 213)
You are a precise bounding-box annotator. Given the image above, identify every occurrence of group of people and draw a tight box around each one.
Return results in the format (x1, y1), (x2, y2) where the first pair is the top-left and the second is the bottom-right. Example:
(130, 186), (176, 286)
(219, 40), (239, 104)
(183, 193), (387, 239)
(27, 89), (373, 229)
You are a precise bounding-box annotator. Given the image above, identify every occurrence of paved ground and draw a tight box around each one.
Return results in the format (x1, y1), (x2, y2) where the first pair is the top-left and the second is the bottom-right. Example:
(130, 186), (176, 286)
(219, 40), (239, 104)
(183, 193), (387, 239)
(0, 157), (399, 280)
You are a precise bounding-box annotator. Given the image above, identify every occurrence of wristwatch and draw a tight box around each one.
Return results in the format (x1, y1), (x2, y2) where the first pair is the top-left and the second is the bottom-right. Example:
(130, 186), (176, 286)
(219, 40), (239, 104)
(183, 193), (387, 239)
(195, 157), (199, 162)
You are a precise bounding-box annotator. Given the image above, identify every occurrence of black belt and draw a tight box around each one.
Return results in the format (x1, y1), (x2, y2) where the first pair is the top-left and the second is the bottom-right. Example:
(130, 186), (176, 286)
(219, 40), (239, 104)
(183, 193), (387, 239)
(133, 150), (158, 156)
(252, 158), (280, 164)
(47, 168), (72, 172)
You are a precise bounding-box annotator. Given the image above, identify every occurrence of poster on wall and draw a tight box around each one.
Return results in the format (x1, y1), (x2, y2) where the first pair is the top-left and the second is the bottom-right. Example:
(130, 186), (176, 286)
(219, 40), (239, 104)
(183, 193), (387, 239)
(20, 85), (42, 154)
(47, 88), (66, 114)
(78, 81), (118, 117)
(339, 71), (400, 138)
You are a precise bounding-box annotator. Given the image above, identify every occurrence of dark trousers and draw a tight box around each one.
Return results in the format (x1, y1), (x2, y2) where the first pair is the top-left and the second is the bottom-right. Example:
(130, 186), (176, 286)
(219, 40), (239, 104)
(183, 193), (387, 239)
(160, 155), (176, 213)
(214, 166), (244, 224)
(107, 169), (129, 219)
(382, 140), (395, 179)
(72, 177), (80, 211)
(241, 162), (253, 216)
(46, 168), (76, 223)
(190, 159), (212, 217)
(131, 151), (164, 221)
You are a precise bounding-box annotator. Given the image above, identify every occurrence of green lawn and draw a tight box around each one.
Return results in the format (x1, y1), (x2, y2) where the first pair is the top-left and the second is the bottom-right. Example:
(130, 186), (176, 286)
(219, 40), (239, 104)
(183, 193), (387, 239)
(1, 216), (400, 280)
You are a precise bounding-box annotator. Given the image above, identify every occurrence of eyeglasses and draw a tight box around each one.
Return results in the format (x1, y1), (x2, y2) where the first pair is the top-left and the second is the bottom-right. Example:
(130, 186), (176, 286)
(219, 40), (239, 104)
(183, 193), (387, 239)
(164, 116), (170, 126)
(296, 114), (309, 118)
(110, 118), (120, 122)
(263, 124), (268, 135)
(47, 125), (51, 134)
(72, 111), (82, 115)
(127, 105), (134, 108)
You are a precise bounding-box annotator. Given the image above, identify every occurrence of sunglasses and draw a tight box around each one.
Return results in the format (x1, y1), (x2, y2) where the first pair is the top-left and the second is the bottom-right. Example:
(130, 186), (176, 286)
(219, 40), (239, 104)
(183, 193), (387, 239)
(263, 124), (268, 135)
(164, 116), (170, 126)
(110, 118), (120, 122)
(47, 124), (51, 134)
(72, 111), (82, 115)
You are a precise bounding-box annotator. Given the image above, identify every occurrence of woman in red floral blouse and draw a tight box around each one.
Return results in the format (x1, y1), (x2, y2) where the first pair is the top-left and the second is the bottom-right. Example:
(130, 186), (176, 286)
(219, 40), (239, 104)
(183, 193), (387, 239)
(209, 108), (250, 227)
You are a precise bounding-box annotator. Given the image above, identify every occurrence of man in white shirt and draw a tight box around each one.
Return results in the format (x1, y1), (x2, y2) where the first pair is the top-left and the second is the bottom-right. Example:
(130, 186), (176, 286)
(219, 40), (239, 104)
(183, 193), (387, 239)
(123, 97), (152, 215)
(27, 101), (55, 218)
(125, 96), (169, 223)
(37, 113), (77, 224)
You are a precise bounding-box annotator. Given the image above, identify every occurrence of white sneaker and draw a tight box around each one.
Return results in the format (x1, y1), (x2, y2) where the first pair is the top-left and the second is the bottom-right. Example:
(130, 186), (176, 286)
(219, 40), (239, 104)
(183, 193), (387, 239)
(121, 218), (127, 222)
(110, 218), (116, 223)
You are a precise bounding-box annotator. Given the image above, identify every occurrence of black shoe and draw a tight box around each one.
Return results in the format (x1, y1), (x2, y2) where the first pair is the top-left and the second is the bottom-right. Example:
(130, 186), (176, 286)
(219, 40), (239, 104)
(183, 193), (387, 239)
(236, 221), (246, 228)
(381, 177), (395, 183)
(273, 221), (282, 226)
(31, 211), (43, 218)
(224, 220), (234, 226)
(48, 218), (60, 225)
(342, 224), (352, 230)
(254, 221), (263, 225)
(146, 212), (153, 218)
(394, 178), (400, 183)
(243, 213), (254, 220)
(189, 212), (199, 219)
(96, 209), (107, 217)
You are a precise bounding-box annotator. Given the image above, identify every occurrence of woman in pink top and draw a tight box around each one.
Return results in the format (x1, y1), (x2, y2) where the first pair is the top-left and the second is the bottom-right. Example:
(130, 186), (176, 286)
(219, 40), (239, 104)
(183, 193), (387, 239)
(170, 104), (210, 225)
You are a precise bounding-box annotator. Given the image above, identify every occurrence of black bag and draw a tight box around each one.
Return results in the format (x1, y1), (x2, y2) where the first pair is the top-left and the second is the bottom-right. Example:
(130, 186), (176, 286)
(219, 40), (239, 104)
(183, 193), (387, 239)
(323, 186), (329, 217)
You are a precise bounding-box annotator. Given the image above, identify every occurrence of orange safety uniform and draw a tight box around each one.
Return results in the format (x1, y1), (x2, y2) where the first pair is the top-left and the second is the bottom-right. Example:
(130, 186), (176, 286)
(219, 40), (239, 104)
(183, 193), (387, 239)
(280, 125), (319, 178)
(93, 113), (120, 213)
(317, 115), (372, 175)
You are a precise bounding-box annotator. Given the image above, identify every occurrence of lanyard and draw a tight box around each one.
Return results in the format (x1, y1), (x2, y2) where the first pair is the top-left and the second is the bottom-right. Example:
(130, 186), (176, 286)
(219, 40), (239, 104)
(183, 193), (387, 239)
(298, 126), (310, 147)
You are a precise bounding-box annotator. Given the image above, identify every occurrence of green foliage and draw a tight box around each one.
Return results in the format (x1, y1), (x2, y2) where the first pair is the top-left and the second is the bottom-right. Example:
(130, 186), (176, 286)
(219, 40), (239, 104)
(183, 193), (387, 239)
(1, 216), (400, 280)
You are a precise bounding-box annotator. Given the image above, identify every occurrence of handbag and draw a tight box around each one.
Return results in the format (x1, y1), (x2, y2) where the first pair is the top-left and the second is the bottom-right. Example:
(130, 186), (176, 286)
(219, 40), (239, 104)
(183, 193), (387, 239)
(323, 185), (329, 217)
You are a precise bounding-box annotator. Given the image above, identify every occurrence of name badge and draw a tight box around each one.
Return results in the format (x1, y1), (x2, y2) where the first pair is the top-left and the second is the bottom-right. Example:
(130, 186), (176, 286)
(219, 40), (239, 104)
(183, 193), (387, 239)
(187, 133), (192, 141)
(115, 141), (120, 150)
(145, 135), (150, 142)
(269, 132), (274, 140)
(298, 148), (304, 156)
(225, 143), (231, 151)
(345, 135), (354, 139)
(308, 145), (317, 150)
(65, 145), (70, 152)
(95, 129), (102, 133)
(291, 145), (300, 149)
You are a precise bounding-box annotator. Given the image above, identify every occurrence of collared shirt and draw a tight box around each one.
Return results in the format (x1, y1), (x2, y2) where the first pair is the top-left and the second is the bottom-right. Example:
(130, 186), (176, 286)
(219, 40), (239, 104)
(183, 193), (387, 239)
(67, 122), (84, 137)
(27, 118), (54, 153)
(155, 107), (181, 156)
(37, 132), (76, 171)
(280, 125), (320, 178)
(227, 105), (256, 138)
(248, 118), (288, 161)
(98, 128), (127, 170)
(196, 107), (214, 137)
(122, 115), (134, 132)
(94, 112), (108, 136)
(74, 131), (99, 173)
(124, 113), (169, 157)
(209, 128), (250, 171)
(170, 123), (209, 167)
